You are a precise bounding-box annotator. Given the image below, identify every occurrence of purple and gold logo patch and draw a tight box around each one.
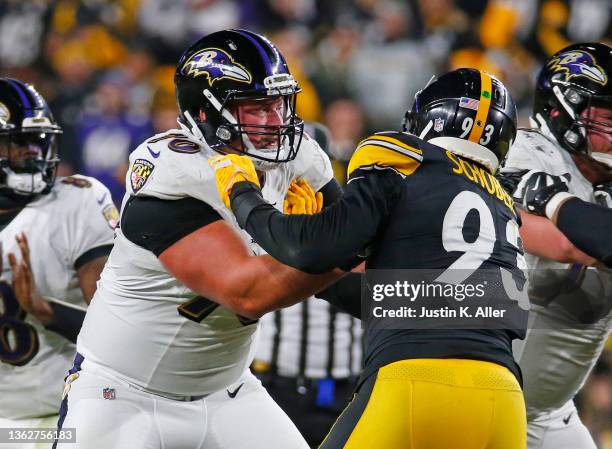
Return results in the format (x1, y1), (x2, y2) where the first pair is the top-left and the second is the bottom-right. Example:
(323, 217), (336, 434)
(102, 204), (119, 229)
(130, 159), (154, 193)
(548, 50), (607, 85)
(181, 48), (252, 85)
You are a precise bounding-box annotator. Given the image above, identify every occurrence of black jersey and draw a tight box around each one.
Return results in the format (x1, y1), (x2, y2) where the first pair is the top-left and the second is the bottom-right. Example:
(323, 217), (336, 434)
(352, 131), (527, 383)
(230, 131), (528, 383)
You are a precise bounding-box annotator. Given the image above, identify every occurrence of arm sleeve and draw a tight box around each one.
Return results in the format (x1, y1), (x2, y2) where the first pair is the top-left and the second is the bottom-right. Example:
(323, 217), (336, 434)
(319, 178), (343, 207)
(121, 196), (223, 256)
(556, 198), (612, 267)
(315, 272), (363, 319)
(230, 168), (402, 274)
(45, 301), (86, 343)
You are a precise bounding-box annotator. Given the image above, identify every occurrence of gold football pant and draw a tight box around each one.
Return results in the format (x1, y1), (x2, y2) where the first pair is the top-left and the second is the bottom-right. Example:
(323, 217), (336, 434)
(320, 359), (526, 449)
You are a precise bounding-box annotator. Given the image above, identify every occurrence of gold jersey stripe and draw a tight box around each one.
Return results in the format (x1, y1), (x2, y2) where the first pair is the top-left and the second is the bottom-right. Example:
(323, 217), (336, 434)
(358, 134), (423, 155)
(348, 144), (421, 177)
(357, 139), (424, 163)
(468, 71), (493, 144)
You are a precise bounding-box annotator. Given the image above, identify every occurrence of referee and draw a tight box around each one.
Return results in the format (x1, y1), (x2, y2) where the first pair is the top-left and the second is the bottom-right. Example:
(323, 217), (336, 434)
(253, 297), (362, 447)
(253, 123), (363, 448)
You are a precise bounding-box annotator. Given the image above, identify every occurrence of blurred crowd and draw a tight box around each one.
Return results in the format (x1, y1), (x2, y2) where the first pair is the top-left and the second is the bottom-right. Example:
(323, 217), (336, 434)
(0, 0), (610, 445)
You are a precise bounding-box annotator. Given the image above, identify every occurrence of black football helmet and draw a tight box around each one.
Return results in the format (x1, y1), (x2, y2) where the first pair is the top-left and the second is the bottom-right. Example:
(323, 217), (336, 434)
(403, 68), (517, 172)
(534, 42), (611, 155)
(175, 29), (304, 170)
(0, 78), (61, 208)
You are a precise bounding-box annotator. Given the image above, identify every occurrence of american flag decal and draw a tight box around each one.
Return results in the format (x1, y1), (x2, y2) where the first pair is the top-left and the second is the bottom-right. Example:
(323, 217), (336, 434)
(459, 97), (480, 111)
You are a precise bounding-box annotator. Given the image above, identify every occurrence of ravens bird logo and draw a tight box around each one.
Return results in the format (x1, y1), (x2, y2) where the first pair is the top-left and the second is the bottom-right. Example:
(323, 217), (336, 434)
(548, 50), (607, 85)
(181, 48), (252, 85)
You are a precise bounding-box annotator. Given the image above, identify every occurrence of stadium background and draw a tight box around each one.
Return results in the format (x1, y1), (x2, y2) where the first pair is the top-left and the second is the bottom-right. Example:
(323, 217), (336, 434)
(0, 0), (610, 446)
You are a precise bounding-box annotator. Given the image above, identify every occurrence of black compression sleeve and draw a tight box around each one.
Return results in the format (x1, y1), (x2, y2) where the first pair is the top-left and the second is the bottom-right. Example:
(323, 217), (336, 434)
(45, 302), (86, 343)
(319, 178), (343, 207)
(316, 272), (363, 319)
(121, 195), (222, 256)
(230, 169), (402, 274)
(556, 198), (612, 267)
(74, 244), (113, 271)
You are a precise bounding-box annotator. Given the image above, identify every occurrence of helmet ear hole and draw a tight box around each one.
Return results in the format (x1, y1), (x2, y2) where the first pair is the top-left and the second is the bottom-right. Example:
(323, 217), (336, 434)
(216, 126), (233, 142)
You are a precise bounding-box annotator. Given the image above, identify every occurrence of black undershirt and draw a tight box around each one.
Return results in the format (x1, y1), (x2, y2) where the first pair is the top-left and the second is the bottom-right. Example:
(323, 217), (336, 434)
(556, 197), (612, 267)
(120, 195), (223, 256)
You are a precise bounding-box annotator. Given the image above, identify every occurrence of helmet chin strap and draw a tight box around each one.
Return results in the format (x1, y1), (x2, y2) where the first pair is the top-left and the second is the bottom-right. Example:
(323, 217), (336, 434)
(201, 88), (291, 170)
(552, 86), (577, 119)
(419, 120), (433, 139)
(532, 112), (570, 148)
(181, 110), (204, 141)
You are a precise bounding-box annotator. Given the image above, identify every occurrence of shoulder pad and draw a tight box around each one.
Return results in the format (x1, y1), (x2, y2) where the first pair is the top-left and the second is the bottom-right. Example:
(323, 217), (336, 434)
(291, 134), (323, 168)
(348, 131), (423, 177)
(138, 129), (205, 159)
(126, 134), (223, 213)
(54, 174), (114, 210)
(372, 131), (425, 150)
(61, 175), (93, 188)
(57, 175), (108, 194)
(505, 128), (562, 171)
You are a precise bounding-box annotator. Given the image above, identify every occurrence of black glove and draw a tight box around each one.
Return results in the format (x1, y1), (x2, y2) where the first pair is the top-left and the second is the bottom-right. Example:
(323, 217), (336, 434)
(594, 181), (612, 208)
(515, 171), (574, 217)
(496, 169), (529, 196)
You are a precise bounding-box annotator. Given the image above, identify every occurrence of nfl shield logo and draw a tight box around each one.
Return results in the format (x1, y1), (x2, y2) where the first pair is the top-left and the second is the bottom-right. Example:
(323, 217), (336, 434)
(130, 159), (155, 193)
(103, 388), (116, 400)
(434, 118), (444, 133)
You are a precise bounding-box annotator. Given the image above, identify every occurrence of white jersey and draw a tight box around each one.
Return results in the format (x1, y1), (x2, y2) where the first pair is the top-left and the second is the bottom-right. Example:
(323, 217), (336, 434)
(504, 128), (612, 419)
(77, 128), (334, 397)
(0, 176), (116, 419)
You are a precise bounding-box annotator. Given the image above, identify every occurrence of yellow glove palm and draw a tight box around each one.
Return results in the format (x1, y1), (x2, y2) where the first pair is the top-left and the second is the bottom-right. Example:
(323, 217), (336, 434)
(208, 154), (260, 208)
(284, 179), (323, 215)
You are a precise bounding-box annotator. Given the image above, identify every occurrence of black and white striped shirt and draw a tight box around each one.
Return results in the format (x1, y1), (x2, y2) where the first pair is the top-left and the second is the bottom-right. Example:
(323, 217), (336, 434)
(256, 296), (362, 379)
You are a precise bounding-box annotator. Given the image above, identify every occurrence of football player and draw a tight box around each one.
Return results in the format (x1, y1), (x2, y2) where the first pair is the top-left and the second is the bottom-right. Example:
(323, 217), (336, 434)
(54, 30), (343, 449)
(499, 42), (611, 449)
(213, 68), (529, 449)
(0, 78), (116, 449)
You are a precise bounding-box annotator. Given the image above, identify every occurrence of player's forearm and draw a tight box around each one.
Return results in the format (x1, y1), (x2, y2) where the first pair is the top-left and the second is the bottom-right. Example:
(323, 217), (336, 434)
(554, 198), (612, 267)
(77, 255), (109, 304)
(225, 255), (343, 319)
(229, 172), (399, 274)
(519, 210), (597, 265)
